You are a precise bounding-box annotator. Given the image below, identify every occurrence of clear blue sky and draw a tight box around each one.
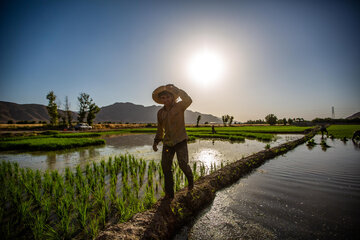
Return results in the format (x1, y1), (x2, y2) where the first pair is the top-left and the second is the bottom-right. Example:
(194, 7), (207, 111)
(0, 0), (359, 121)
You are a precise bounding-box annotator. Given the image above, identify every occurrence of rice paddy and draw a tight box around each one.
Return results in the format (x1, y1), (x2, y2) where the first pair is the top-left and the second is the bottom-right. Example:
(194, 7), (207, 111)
(327, 125), (360, 139)
(0, 138), (105, 151)
(0, 131), (104, 152)
(102, 126), (312, 142)
(0, 155), (217, 239)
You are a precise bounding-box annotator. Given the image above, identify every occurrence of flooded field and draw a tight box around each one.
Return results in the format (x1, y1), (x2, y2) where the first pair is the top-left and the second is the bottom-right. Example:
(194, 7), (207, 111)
(175, 135), (360, 240)
(0, 134), (301, 172)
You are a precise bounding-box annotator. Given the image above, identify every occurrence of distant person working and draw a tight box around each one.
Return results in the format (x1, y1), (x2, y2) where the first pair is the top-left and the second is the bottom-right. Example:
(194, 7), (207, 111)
(320, 125), (328, 138)
(152, 84), (194, 200)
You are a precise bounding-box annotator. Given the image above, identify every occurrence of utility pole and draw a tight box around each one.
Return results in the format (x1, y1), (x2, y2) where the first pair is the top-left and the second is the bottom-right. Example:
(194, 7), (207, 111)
(331, 106), (335, 119)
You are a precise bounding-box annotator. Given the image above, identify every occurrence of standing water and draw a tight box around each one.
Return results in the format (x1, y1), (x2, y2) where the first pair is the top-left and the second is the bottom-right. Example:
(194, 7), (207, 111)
(0, 134), (300, 172)
(175, 135), (360, 240)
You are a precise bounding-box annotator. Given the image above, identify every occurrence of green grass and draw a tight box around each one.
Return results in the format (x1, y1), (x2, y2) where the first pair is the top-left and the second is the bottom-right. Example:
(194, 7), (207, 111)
(0, 131), (104, 152)
(327, 125), (360, 139)
(99, 126), (308, 142)
(0, 138), (105, 151)
(187, 133), (245, 142)
(0, 155), (216, 239)
(187, 126), (312, 133)
(0, 132), (101, 142)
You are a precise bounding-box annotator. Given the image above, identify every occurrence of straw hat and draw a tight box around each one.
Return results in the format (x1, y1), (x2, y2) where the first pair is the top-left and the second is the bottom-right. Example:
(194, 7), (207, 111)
(152, 85), (179, 104)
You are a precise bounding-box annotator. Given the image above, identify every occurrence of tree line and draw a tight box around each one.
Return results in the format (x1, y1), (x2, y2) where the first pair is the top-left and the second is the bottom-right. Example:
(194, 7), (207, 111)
(46, 91), (100, 127)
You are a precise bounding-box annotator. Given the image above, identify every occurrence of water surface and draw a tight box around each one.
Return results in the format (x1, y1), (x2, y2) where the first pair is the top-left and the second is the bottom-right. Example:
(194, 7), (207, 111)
(0, 134), (300, 172)
(175, 136), (360, 240)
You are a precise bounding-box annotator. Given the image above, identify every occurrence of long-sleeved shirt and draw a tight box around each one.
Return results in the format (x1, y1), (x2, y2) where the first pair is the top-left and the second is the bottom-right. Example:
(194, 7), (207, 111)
(154, 87), (192, 147)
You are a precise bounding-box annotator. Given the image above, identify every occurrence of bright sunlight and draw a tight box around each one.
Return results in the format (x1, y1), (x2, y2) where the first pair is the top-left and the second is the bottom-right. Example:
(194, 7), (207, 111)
(186, 47), (225, 86)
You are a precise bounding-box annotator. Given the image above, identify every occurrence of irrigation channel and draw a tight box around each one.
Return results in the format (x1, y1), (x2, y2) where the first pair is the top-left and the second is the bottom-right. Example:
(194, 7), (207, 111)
(174, 135), (360, 240)
(0, 133), (301, 172)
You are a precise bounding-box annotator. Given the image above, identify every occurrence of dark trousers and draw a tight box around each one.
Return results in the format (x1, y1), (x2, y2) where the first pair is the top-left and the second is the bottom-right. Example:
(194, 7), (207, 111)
(161, 140), (194, 197)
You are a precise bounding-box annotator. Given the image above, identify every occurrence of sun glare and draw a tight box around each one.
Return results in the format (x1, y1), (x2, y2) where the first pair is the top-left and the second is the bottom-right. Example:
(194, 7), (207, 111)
(187, 47), (225, 86)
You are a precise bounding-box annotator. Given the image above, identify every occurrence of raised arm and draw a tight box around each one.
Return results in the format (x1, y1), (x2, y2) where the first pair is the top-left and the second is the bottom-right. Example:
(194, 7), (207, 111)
(166, 85), (192, 110)
(177, 88), (192, 110)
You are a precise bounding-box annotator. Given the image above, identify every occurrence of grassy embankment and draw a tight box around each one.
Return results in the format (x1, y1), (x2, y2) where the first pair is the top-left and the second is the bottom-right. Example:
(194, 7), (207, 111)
(327, 125), (360, 139)
(0, 131), (104, 151)
(103, 126), (313, 142)
(0, 126), (313, 151)
(0, 155), (213, 239)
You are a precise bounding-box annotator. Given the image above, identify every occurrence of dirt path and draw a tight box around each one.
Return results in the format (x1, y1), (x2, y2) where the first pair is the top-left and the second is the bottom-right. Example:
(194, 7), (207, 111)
(96, 128), (319, 240)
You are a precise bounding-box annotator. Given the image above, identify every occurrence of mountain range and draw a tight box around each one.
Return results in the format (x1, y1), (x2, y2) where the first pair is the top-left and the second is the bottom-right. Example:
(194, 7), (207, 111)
(0, 101), (222, 124)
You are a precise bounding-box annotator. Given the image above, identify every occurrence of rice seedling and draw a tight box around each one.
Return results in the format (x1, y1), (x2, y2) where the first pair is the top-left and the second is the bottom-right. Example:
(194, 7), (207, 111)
(0, 152), (228, 239)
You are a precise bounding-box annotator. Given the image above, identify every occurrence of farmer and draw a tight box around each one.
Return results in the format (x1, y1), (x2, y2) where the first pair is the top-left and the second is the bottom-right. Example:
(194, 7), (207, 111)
(152, 84), (194, 200)
(320, 125), (328, 138)
(212, 125), (216, 134)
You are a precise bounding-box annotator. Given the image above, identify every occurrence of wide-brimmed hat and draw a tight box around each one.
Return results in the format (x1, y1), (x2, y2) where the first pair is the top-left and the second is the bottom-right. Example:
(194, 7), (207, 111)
(152, 85), (179, 104)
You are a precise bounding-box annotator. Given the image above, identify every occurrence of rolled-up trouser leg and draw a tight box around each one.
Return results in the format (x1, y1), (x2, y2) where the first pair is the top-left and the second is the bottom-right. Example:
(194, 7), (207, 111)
(175, 140), (194, 187)
(161, 145), (175, 197)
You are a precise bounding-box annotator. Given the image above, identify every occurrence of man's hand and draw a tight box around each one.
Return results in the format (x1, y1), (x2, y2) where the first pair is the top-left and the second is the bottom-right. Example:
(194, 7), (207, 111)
(153, 142), (158, 152)
(166, 84), (179, 94)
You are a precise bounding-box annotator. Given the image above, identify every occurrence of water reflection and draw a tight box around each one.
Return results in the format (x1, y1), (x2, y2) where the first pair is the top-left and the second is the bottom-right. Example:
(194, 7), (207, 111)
(175, 135), (360, 240)
(46, 152), (57, 170)
(0, 134), (302, 172)
(193, 149), (222, 168)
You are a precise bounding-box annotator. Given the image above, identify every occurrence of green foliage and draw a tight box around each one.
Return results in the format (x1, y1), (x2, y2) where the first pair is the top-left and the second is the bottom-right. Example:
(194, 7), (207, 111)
(306, 138), (316, 147)
(46, 91), (59, 126)
(283, 118), (287, 125)
(78, 93), (91, 123)
(87, 103), (100, 126)
(77, 93), (100, 126)
(229, 116), (234, 126)
(221, 115), (234, 126)
(265, 114), (277, 125)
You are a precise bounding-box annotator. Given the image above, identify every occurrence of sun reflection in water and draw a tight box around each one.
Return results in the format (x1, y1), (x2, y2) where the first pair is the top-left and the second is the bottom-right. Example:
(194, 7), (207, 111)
(192, 148), (222, 168)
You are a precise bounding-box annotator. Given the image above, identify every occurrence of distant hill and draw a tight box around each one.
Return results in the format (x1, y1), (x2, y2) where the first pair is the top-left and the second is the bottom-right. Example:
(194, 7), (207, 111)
(346, 112), (360, 120)
(0, 101), (222, 124)
(0, 101), (77, 123)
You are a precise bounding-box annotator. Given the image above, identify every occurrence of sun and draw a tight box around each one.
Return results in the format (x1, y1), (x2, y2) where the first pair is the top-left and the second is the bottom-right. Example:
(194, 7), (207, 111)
(187, 47), (225, 86)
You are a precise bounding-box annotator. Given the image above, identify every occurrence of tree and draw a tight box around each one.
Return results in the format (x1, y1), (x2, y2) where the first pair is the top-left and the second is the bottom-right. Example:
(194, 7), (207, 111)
(46, 91), (59, 126)
(283, 118), (287, 126)
(229, 116), (234, 126)
(288, 118), (293, 125)
(77, 93), (100, 126)
(222, 115), (229, 126)
(77, 93), (91, 123)
(65, 96), (72, 127)
(87, 102), (100, 126)
(265, 114), (277, 125)
(196, 115), (201, 127)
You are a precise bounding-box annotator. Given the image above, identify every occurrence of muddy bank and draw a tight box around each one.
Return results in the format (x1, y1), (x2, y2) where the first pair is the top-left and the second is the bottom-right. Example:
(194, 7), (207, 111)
(96, 128), (318, 240)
